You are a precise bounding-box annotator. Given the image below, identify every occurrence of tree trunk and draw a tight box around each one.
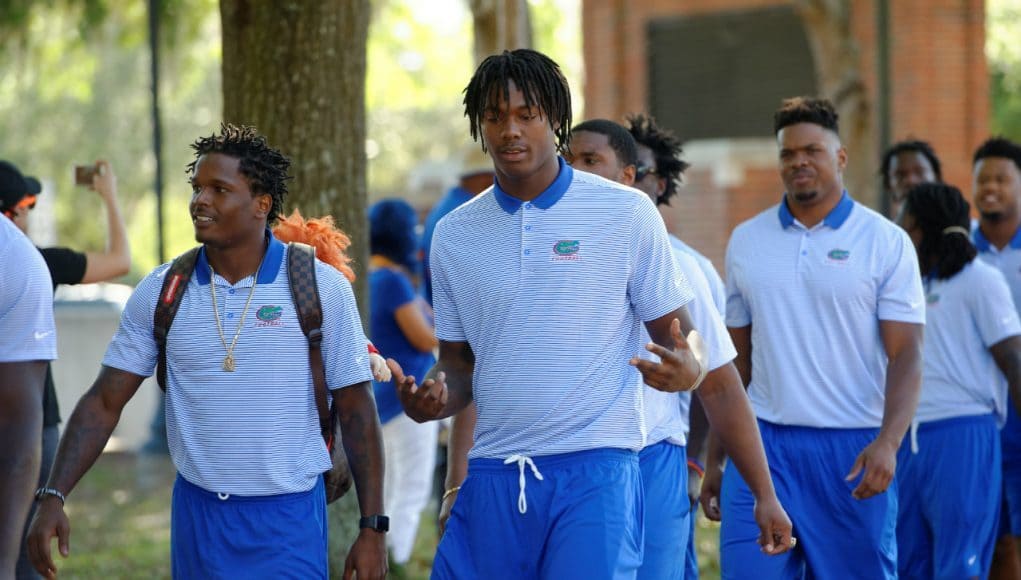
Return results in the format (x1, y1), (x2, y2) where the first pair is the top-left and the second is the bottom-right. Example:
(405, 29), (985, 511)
(795, 0), (877, 206)
(219, 2), (369, 574)
(469, 0), (532, 64)
(220, 0), (369, 304)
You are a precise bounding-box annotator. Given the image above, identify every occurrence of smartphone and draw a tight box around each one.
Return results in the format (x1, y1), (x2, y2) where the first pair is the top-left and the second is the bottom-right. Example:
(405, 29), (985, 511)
(74, 164), (97, 186)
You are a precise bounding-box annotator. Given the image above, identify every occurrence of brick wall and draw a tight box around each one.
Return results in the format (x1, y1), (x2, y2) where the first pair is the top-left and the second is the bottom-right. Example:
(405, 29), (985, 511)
(583, 0), (988, 273)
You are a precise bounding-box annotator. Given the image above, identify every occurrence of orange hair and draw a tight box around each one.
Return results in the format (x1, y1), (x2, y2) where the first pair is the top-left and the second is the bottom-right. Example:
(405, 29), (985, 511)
(273, 209), (356, 282)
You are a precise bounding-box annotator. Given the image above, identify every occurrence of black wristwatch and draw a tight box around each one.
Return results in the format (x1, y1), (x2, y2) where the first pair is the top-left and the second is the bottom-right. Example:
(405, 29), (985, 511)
(359, 515), (389, 533)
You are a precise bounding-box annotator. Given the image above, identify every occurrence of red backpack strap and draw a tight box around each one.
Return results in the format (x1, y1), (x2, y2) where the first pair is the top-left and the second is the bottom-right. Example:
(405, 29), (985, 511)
(286, 242), (330, 443)
(153, 247), (201, 392)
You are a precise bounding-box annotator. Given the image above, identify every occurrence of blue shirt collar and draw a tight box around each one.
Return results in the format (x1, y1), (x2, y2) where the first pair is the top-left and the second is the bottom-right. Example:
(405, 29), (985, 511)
(972, 224), (1021, 252)
(493, 157), (573, 214)
(195, 229), (284, 285)
(778, 191), (854, 230)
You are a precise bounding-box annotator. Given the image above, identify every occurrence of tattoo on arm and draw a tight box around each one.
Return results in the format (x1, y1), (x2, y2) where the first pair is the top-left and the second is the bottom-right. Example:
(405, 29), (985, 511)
(335, 382), (385, 515)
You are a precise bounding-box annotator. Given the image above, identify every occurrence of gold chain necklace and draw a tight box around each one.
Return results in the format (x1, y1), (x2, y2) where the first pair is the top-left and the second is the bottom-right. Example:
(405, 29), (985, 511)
(209, 264), (261, 372)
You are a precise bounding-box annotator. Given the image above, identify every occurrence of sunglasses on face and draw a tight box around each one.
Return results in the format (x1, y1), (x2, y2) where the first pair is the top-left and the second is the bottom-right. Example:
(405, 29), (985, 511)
(15, 195), (37, 211)
(635, 165), (657, 181)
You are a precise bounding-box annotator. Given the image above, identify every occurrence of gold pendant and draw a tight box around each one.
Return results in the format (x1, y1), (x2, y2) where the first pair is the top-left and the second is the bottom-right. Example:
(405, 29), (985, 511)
(222, 355), (235, 372)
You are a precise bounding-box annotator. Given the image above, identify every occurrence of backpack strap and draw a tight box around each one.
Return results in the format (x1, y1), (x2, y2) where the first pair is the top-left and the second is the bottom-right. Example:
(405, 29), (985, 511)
(153, 247), (202, 392)
(286, 242), (331, 444)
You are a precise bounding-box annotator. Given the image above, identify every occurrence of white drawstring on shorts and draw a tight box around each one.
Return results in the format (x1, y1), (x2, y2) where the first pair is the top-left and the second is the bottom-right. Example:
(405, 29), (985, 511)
(909, 420), (920, 454)
(504, 454), (544, 514)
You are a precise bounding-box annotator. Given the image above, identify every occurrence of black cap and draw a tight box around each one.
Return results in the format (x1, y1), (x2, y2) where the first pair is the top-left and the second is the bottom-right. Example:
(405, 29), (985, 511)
(25, 176), (42, 195)
(0, 161), (30, 212)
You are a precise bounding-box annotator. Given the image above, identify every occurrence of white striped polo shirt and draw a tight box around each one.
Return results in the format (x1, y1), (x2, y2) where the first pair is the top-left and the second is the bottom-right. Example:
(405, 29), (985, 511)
(645, 246), (736, 448)
(431, 158), (693, 459)
(974, 226), (1021, 320)
(726, 193), (925, 428)
(670, 234), (726, 315)
(0, 216), (56, 362)
(917, 260), (1021, 426)
(104, 235), (372, 495)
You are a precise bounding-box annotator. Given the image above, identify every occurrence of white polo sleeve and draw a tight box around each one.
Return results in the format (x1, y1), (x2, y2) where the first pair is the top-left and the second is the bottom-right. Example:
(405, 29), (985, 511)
(0, 227), (56, 362)
(877, 227), (926, 324)
(629, 197), (692, 322)
(971, 265), (1021, 347)
(673, 250), (736, 371)
(724, 229), (752, 328)
(430, 220), (466, 342)
(102, 266), (164, 376)
(318, 263), (374, 390)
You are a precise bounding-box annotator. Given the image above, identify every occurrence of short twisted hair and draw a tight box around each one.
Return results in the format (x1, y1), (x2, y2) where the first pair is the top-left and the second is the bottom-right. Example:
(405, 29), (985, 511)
(187, 123), (291, 224)
(880, 140), (943, 190)
(625, 113), (690, 206)
(973, 136), (1021, 171)
(774, 97), (839, 135)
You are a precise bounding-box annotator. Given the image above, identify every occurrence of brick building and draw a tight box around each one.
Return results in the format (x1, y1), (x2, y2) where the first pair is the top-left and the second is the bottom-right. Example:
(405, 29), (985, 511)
(582, 0), (988, 269)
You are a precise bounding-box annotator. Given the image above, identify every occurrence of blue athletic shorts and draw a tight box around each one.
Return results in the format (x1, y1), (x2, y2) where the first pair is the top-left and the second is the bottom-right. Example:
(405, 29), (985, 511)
(719, 420), (897, 580)
(897, 413), (1000, 579)
(638, 441), (690, 580)
(1001, 402), (1021, 536)
(433, 447), (643, 580)
(170, 474), (328, 579)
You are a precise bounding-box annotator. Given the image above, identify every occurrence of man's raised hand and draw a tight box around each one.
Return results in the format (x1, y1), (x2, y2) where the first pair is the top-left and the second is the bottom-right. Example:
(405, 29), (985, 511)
(630, 318), (708, 392)
(386, 359), (448, 422)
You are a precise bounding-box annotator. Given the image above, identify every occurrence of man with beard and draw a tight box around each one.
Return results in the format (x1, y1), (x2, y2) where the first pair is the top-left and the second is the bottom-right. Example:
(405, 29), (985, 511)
(712, 97), (925, 579)
(971, 137), (1021, 577)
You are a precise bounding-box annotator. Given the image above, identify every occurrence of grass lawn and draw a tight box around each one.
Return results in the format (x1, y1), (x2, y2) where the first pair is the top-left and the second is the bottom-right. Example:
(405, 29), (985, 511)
(51, 452), (721, 579)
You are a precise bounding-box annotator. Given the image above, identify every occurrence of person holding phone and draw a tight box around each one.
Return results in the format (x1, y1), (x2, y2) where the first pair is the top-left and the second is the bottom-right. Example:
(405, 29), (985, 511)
(0, 159), (130, 579)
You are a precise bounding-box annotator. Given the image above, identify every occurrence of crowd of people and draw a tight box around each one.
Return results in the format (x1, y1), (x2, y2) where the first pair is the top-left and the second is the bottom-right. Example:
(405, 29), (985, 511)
(3, 46), (1021, 579)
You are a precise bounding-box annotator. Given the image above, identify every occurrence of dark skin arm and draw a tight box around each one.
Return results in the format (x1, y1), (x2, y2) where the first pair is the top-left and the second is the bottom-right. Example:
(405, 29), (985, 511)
(387, 340), (474, 423)
(685, 394), (710, 508)
(439, 403), (477, 535)
(633, 307), (704, 392)
(28, 366), (145, 579)
(698, 361), (793, 554)
(0, 361), (46, 575)
(991, 336), (1021, 418)
(700, 325), (747, 522)
(333, 381), (388, 580)
(845, 321), (923, 499)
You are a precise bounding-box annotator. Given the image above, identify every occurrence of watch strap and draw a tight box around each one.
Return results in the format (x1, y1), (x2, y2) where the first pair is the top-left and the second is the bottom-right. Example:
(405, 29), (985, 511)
(358, 514), (389, 532)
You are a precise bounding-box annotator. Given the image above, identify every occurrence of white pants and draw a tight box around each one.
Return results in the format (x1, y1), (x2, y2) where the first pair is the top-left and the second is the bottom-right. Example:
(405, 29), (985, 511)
(382, 413), (439, 564)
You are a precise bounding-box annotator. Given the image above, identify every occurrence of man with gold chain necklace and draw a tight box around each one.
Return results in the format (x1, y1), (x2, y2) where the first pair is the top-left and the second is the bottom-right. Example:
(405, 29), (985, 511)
(26, 124), (388, 579)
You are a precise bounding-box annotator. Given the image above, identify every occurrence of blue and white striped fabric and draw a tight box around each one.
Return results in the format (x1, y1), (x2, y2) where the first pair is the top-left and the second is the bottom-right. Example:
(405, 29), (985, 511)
(104, 236), (372, 496)
(974, 226), (1021, 317)
(0, 216), (56, 362)
(431, 158), (692, 459)
(917, 260), (1020, 426)
(725, 193), (925, 428)
(645, 247), (736, 448)
(670, 234), (726, 315)
(668, 234), (729, 448)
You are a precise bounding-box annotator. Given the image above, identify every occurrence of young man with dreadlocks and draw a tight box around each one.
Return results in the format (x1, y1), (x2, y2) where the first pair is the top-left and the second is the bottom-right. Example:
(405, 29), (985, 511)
(971, 137), (1021, 575)
(712, 97), (925, 579)
(895, 182), (1021, 579)
(879, 139), (943, 219)
(389, 49), (782, 578)
(27, 124), (387, 579)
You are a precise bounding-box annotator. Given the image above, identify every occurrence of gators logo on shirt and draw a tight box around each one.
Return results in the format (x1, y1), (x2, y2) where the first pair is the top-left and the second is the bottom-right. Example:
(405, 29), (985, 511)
(827, 249), (850, 261)
(552, 240), (581, 262)
(256, 305), (283, 322)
